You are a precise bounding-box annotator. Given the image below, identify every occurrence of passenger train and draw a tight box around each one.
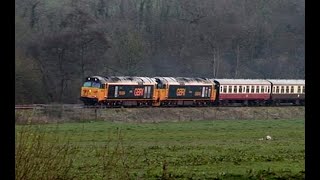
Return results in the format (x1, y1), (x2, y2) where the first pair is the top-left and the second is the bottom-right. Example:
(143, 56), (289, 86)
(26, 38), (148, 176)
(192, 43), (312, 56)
(80, 76), (305, 107)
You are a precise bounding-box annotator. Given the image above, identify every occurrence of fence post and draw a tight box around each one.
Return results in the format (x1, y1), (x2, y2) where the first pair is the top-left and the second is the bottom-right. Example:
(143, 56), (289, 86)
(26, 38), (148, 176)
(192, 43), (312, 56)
(95, 108), (97, 120)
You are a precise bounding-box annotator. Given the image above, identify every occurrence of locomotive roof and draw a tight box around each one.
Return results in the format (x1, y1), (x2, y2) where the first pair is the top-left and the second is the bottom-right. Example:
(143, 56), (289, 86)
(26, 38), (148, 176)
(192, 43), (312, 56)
(267, 79), (305, 85)
(154, 77), (213, 85)
(213, 79), (271, 85)
(87, 76), (305, 86)
(88, 76), (108, 83)
(90, 76), (156, 85)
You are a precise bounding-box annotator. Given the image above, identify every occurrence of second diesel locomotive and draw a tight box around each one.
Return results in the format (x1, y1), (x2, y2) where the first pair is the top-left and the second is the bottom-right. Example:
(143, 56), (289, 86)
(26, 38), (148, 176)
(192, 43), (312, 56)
(80, 76), (305, 107)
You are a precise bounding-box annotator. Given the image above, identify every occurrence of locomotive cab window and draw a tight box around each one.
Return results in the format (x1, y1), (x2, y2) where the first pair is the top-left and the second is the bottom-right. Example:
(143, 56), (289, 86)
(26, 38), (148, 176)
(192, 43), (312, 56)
(83, 81), (92, 87)
(92, 82), (101, 88)
(155, 78), (166, 89)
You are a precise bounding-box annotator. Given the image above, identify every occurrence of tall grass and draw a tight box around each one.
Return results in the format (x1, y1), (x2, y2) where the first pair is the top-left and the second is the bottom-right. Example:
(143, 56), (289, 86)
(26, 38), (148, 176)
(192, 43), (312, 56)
(15, 124), (136, 179)
(15, 125), (77, 179)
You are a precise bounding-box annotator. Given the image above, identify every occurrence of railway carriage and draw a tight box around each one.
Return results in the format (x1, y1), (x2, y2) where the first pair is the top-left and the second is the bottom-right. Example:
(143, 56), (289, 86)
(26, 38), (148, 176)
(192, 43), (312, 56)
(267, 79), (305, 105)
(153, 77), (216, 106)
(212, 79), (272, 106)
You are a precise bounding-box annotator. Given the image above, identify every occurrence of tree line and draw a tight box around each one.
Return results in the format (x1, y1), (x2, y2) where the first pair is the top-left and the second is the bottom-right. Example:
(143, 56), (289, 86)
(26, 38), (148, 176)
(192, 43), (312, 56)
(15, 0), (305, 104)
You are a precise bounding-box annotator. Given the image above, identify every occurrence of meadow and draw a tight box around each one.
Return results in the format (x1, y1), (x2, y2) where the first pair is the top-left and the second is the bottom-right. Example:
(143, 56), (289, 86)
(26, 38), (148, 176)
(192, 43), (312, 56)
(15, 119), (305, 179)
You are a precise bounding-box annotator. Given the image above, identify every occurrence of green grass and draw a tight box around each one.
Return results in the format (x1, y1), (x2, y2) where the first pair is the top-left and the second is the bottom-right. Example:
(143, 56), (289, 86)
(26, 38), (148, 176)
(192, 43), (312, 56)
(16, 119), (305, 179)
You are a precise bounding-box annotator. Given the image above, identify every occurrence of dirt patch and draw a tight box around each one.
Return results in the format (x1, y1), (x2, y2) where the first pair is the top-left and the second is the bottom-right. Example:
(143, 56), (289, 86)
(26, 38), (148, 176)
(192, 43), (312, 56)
(15, 106), (305, 124)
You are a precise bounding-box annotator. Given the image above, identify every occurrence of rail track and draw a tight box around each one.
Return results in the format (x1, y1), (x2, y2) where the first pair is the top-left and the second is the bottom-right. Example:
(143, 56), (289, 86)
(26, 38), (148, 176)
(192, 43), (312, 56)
(15, 103), (303, 110)
(15, 104), (85, 110)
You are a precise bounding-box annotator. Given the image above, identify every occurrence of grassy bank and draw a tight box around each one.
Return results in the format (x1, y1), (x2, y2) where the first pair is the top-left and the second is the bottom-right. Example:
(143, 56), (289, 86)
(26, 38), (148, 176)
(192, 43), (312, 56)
(16, 119), (305, 179)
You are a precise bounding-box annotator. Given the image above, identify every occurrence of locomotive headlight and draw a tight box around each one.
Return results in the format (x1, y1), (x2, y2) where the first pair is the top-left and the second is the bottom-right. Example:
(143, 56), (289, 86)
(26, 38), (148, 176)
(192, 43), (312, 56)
(89, 89), (92, 92)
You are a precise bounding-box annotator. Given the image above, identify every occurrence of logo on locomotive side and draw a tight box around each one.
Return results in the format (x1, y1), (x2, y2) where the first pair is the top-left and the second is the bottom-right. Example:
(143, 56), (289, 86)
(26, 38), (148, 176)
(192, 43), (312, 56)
(134, 88), (144, 96)
(194, 91), (201, 96)
(176, 88), (186, 96)
(119, 91), (126, 96)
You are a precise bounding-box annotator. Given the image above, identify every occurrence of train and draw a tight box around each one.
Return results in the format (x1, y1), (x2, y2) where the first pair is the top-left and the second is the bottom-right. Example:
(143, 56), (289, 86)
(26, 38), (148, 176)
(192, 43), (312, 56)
(80, 76), (305, 107)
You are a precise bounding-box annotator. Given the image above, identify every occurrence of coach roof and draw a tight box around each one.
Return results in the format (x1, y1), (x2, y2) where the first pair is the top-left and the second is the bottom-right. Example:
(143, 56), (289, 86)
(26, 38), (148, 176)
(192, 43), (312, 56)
(213, 79), (271, 85)
(267, 79), (305, 85)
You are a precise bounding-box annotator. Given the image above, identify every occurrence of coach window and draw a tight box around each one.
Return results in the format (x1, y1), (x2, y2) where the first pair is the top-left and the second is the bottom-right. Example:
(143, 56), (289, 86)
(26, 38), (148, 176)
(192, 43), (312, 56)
(251, 86), (255, 93)
(223, 86), (227, 93)
(267, 86), (270, 93)
(297, 86), (301, 93)
(246, 86), (249, 93)
(239, 86), (242, 93)
(285, 86), (289, 93)
(302, 86), (305, 93)
(291, 86), (294, 93)
(256, 86), (260, 93)
(276, 86), (279, 93)
(228, 86), (232, 93)
(261, 86), (264, 93)
(234, 86), (238, 93)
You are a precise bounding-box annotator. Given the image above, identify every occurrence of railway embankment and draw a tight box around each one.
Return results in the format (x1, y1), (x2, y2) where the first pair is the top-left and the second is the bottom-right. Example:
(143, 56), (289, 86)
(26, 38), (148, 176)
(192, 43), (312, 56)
(15, 106), (305, 124)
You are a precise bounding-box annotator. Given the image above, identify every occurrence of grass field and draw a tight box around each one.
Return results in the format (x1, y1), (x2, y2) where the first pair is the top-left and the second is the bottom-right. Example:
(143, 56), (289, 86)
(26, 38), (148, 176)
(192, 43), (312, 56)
(15, 119), (305, 179)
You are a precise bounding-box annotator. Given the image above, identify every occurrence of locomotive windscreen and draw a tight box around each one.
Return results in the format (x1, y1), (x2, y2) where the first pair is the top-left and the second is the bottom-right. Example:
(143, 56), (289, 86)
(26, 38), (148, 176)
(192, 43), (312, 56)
(83, 77), (101, 88)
